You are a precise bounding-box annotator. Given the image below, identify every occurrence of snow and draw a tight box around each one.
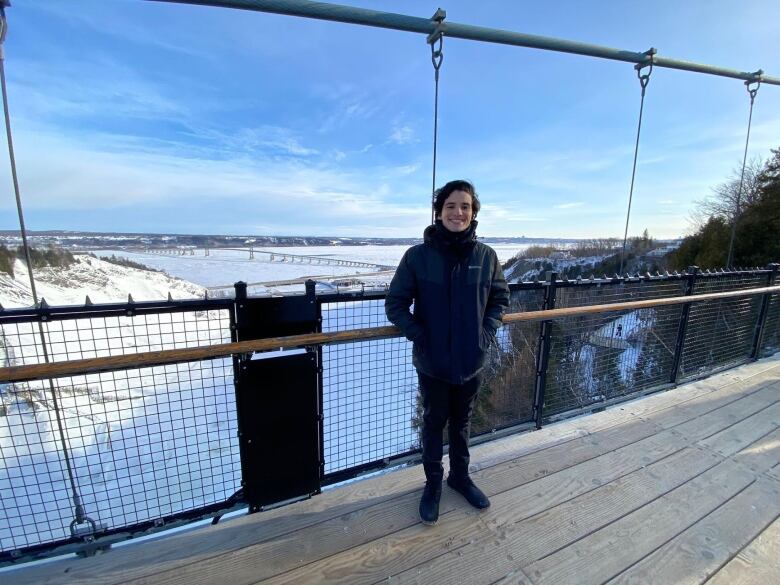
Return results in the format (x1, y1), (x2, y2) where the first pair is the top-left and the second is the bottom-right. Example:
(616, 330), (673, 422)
(0, 299), (236, 551)
(320, 299), (417, 473)
(91, 244), (540, 291)
(0, 257), (203, 309)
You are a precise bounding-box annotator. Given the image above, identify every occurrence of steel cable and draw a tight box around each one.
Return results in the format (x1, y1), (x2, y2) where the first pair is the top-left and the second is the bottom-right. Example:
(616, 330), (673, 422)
(0, 6), (95, 539)
(726, 79), (761, 267)
(619, 50), (655, 276)
(429, 11), (444, 224)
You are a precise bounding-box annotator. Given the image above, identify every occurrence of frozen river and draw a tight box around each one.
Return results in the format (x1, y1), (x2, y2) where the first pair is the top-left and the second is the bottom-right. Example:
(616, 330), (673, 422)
(93, 243), (544, 289)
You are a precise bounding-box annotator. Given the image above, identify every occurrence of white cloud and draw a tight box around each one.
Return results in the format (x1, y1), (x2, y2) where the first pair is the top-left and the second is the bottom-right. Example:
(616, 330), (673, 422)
(0, 125), (435, 237)
(554, 202), (584, 209)
(227, 127), (319, 156)
(389, 125), (416, 145)
(8, 58), (187, 123)
(394, 163), (421, 176)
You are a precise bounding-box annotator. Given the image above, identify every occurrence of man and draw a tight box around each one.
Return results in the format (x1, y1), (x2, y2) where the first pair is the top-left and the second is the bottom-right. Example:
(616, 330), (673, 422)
(385, 179), (510, 525)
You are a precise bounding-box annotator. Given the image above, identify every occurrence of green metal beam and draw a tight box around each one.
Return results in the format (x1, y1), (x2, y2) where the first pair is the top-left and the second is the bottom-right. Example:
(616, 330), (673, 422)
(152, 0), (778, 86)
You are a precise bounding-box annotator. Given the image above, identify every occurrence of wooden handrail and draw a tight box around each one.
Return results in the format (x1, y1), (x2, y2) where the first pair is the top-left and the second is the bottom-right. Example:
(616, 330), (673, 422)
(2, 285), (778, 384)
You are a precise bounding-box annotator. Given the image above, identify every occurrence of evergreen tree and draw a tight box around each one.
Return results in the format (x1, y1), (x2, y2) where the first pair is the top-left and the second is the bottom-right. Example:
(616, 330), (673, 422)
(669, 147), (780, 270)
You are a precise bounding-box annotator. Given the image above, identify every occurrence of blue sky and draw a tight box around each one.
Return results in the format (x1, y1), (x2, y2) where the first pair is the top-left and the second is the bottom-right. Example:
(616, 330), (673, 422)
(1, 0), (779, 239)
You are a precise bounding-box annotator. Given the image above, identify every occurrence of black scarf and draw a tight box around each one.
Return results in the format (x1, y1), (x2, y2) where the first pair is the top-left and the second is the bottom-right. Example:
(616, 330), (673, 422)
(429, 219), (478, 259)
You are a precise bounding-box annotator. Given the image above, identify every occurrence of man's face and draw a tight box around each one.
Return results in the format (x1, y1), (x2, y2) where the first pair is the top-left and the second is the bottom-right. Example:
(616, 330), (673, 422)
(440, 190), (473, 232)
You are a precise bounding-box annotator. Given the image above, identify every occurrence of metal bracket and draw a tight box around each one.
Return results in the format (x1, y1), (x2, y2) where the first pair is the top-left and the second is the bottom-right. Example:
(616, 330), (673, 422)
(426, 8), (446, 45)
(634, 47), (657, 72)
(745, 69), (762, 99)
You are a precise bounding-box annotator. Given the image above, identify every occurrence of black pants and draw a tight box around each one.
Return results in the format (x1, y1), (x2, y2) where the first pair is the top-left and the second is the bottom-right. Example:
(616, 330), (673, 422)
(419, 371), (481, 482)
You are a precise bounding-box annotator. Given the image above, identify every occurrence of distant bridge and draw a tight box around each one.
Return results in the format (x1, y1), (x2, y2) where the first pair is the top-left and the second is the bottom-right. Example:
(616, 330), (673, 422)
(133, 246), (395, 270)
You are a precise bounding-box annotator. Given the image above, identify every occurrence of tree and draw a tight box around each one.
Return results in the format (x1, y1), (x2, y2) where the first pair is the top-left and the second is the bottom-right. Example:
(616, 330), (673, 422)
(690, 157), (764, 227)
(733, 148), (780, 266)
(669, 148), (780, 270)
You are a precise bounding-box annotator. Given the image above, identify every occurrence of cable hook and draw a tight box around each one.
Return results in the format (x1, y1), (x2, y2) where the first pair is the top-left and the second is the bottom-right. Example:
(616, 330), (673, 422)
(430, 34), (443, 72)
(745, 70), (762, 104)
(634, 47), (656, 92)
(428, 9), (445, 75)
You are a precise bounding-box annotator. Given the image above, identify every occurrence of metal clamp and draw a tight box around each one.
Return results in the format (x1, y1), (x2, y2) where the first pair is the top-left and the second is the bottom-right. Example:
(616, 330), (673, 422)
(427, 8), (446, 44)
(428, 8), (446, 71)
(635, 47), (657, 89)
(70, 516), (98, 541)
(745, 70), (762, 102)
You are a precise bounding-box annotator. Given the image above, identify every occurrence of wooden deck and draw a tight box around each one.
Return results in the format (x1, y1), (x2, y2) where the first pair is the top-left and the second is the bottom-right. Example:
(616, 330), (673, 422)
(8, 355), (780, 585)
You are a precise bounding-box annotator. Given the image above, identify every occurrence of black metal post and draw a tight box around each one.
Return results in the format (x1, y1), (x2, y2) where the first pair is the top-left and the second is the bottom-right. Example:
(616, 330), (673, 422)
(307, 279), (326, 481)
(231, 281), (248, 506)
(750, 263), (779, 360)
(532, 271), (557, 429)
(669, 266), (698, 384)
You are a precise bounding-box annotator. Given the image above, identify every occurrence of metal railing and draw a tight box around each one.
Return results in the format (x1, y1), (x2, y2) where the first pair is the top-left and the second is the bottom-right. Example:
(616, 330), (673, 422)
(0, 265), (778, 563)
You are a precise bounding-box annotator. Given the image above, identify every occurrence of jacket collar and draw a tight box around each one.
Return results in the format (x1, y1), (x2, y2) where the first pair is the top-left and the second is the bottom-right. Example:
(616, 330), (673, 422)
(424, 220), (478, 256)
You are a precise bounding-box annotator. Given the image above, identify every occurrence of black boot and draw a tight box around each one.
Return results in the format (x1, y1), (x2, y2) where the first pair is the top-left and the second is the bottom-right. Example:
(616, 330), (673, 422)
(420, 462), (444, 525)
(447, 473), (490, 509)
(419, 479), (442, 525)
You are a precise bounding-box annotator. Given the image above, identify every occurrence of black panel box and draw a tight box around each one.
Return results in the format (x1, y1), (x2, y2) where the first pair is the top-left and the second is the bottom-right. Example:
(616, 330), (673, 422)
(236, 351), (321, 509)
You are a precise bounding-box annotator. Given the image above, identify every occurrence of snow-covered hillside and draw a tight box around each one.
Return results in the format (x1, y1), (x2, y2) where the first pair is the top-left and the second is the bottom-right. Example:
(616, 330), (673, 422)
(0, 256), (204, 308)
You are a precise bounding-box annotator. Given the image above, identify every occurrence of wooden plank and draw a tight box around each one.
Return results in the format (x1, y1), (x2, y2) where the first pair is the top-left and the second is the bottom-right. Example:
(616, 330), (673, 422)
(4, 472), (422, 585)
(257, 380), (776, 583)
(490, 430), (780, 583)
(116, 418), (665, 584)
(144, 381), (772, 585)
(387, 447), (729, 584)
(262, 448), (724, 585)
(257, 506), (496, 585)
(729, 427), (780, 478)
(484, 393), (780, 536)
(476, 357), (778, 471)
(251, 385), (776, 583)
(606, 479), (780, 585)
(706, 517), (780, 585)
(641, 379), (779, 431)
(522, 446), (779, 585)
(695, 399), (780, 458)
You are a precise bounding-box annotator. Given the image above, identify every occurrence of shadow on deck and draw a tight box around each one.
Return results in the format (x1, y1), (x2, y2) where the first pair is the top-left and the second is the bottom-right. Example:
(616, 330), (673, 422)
(8, 356), (780, 585)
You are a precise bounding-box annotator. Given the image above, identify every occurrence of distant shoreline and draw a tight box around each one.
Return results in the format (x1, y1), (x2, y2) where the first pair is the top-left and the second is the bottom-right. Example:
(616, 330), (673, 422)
(0, 230), (682, 249)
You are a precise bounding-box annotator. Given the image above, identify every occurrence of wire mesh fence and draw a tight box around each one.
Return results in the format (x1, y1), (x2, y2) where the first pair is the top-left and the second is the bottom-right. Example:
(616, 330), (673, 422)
(472, 286), (543, 434)
(0, 308), (240, 555)
(543, 277), (685, 417)
(759, 273), (780, 358)
(320, 296), (418, 476)
(678, 272), (767, 380)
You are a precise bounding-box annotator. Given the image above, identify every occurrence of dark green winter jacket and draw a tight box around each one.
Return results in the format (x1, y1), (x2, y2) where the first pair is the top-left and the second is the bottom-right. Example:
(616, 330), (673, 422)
(385, 221), (510, 384)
